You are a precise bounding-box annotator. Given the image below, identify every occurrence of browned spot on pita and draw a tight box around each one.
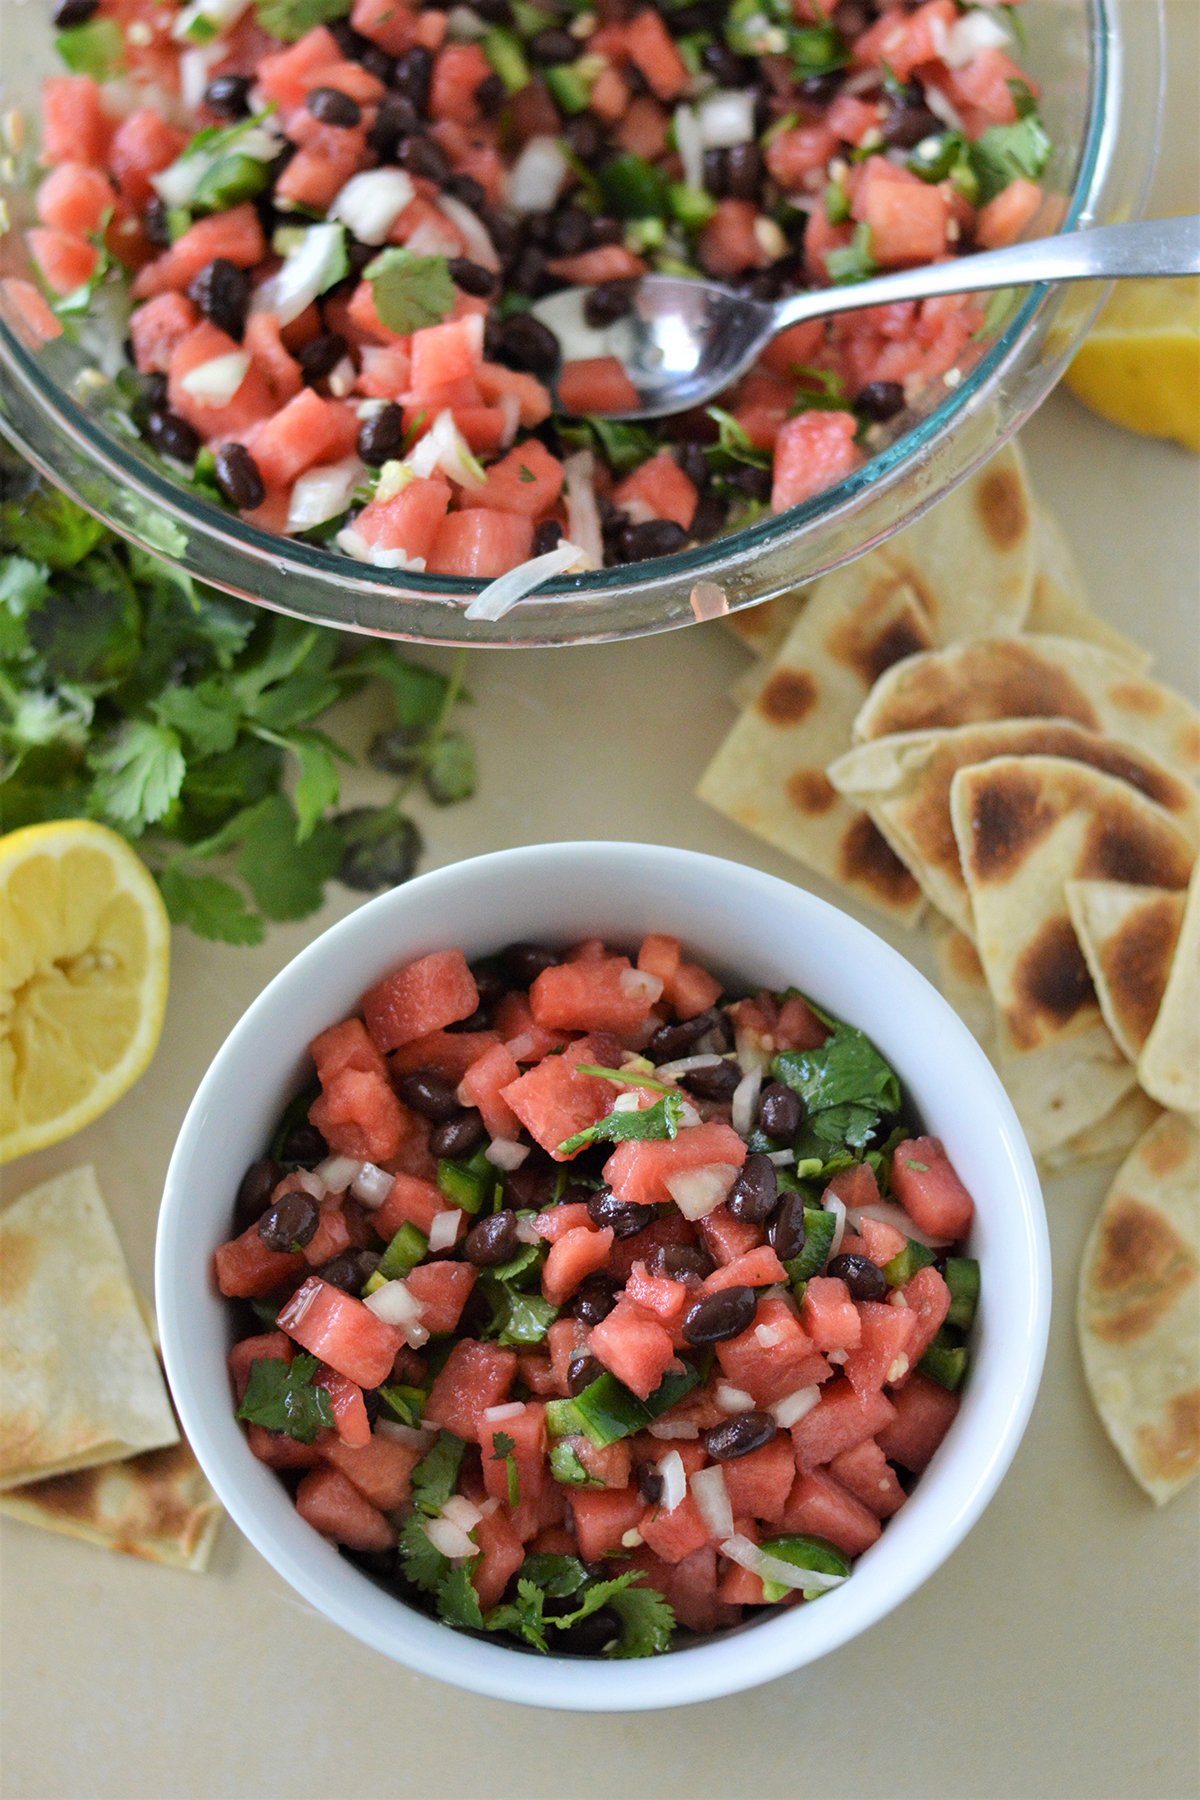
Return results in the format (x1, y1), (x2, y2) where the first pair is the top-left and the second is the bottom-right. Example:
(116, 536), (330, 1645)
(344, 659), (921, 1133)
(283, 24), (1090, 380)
(1008, 915), (1094, 1046)
(1095, 1197), (1193, 1296)
(1142, 1113), (1192, 1178)
(16, 1441), (207, 1555)
(977, 463), (1029, 551)
(947, 932), (985, 983)
(1099, 896), (1182, 1046)
(1110, 679), (1166, 718)
(787, 770), (837, 814)
(839, 814), (921, 906)
(826, 579), (932, 688)
(0, 1230), (35, 1307)
(872, 642), (1101, 734)
(1179, 720), (1200, 770)
(963, 764), (1057, 883)
(758, 669), (817, 725)
(1080, 813), (1194, 888)
(1094, 1271), (1197, 1345)
(1134, 1390), (1200, 1488)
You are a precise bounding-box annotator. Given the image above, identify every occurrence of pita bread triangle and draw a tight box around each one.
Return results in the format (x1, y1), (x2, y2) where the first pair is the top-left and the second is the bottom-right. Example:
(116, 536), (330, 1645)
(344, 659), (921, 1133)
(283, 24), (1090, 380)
(1138, 860), (1200, 1115)
(1065, 880), (1187, 1064)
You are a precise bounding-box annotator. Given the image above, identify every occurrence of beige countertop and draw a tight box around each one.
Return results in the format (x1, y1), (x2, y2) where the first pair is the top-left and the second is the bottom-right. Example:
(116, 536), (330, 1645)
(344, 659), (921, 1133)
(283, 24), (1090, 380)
(2, 10), (1198, 1796)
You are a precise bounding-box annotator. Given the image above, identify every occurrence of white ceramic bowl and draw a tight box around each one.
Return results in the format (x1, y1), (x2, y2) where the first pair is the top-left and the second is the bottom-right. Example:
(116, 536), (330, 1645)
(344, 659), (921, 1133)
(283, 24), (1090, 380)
(156, 843), (1050, 1711)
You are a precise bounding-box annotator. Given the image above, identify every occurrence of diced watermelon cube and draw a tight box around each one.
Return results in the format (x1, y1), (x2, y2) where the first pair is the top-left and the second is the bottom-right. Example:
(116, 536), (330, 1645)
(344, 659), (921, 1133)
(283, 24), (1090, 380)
(699, 1204), (764, 1267)
(573, 1436), (633, 1490)
(863, 176), (950, 266)
(632, 1542), (737, 1634)
(458, 1041), (522, 1141)
(481, 1400), (547, 1540)
(501, 1044), (615, 1162)
(248, 1423), (326, 1469)
(623, 1262), (689, 1328)
(779, 1468), (882, 1557)
(614, 452), (698, 533)
(430, 41), (492, 123)
(425, 1340), (518, 1442)
(36, 162), (116, 236)
(771, 409), (864, 514)
(363, 948), (479, 1054)
(716, 1296), (830, 1407)
(322, 1430), (421, 1510)
(228, 1331), (293, 1402)
(469, 1498), (526, 1609)
(530, 956), (653, 1037)
(351, 0), (423, 53)
(108, 108), (187, 210)
(719, 1431), (795, 1525)
(976, 177), (1043, 250)
(700, 200), (770, 280)
(623, 8), (690, 99)
(639, 1492), (710, 1564)
(295, 1465), (396, 1552)
(26, 227), (98, 298)
(277, 1276), (403, 1388)
(308, 1066), (408, 1164)
(843, 1301), (918, 1397)
(130, 293), (200, 376)
(897, 1265), (953, 1370)
(589, 1298), (677, 1400)
(542, 1225), (615, 1307)
(389, 1029), (500, 1080)
(556, 357), (642, 416)
(133, 205), (267, 300)
(547, 1317), (590, 1393)
(891, 1137), (975, 1241)
(874, 1371), (960, 1473)
(827, 1440), (907, 1519)
(702, 1246), (788, 1293)
(303, 1197), (354, 1269)
(214, 1223), (306, 1299)
(405, 1261), (477, 1335)
(791, 1379), (897, 1472)
(859, 1215), (908, 1267)
(373, 1172), (446, 1240)
(166, 321), (274, 441)
(409, 314), (485, 394)
(256, 25), (343, 109)
(604, 1121), (747, 1210)
(570, 1485), (645, 1561)
(473, 439), (565, 519)
(532, 1202), (594, 1244)
(426, 509), (535, 578)
(311, 1016), (389, 1085)
(248, 389), (359, 490)
(801, 1277), (863, 1352)
(637, 933), (680, 987)
(669, 961), (724, 1020)
(315, 1366), (372, 1448)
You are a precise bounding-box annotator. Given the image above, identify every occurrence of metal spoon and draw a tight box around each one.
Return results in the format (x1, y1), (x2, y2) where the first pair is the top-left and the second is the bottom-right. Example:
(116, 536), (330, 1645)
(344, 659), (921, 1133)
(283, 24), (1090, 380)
(531, 214), (1200, 420)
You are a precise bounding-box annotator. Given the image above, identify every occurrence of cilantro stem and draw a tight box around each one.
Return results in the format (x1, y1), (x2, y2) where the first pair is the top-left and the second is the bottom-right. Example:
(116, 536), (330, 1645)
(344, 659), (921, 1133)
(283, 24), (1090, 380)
(391, 645), (469, 807)
(574, 1065), (673, 1094)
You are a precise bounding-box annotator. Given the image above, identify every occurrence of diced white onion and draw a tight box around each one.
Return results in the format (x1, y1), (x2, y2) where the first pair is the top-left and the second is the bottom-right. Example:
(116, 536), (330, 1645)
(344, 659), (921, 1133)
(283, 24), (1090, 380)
(698, 89), (757, 148)
(514, 1216), (543, 1245)
(327, 357), (357, 399)
(427, 1209), (463, 1252)
(180, 44), (221, 111)
(847, 1200), (950, 1248)
(405, 214), (464, 258)
(507, 135), (569, 214)
(463, 539), (587, 621)
(674, 103), (705, 190)
(765, 1149), (795, 1167)
(426, 1515), (477, 1560)
(612, 1091), (643, 1114)
(363, 1279), (424, 1328)
(172, 0), (247, 41)
(730, 1067), (763, 1137)
(350, 1161), (393, 1209)
(942, 9), (1011, 65)
(677, 1101), (702, 1129)
(690, 1465), (734, 1542)
(481, 1401), (525, 1424)
(286, 456), (363, 534)
(827, 1347), (848, 1366)
(720, 1532), (848, 1594)
(253, 222), (346, 327)
(438, 194), (500, 272)
(376, 1419), (434, 1449)
(665, 1162), (740, 1221)
(178, 350), (249, 403)
(478, 1496), (501, 1517)
(654, 1054), (724, 1080)
(923, 84), (966, 133)
(153, 123), (283, 206)
(754, 216), (788, 261)
(505, 1033), (536, 1062)
(289, 1169), (327, 1202)
(658, 1449), (687, 1514)
(407, 407), (487, 490)
(770, 1385), (821, 1429)
(314, 1155), (362, 1194)
(647, 1419), (700, 1440)
(716, 1383), (755, 1414)
(446, 3), (487, 38)
(334, 525), (427, 571)
(564, 450), (603, 569)
(328, 168), (416, 245)
(620, 967), (664, 1004)
(485, 1138), (530, 1172)
(824, 1192), (847, 1259)
(755, 1322), (785, 1349)
(497, 390), (521, 449)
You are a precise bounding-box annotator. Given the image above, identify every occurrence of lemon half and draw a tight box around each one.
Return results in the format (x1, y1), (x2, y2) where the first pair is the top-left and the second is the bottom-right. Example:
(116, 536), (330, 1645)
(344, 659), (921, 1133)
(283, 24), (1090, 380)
(1064, 275), (1200, 453)
(0, 821), (170, 1164)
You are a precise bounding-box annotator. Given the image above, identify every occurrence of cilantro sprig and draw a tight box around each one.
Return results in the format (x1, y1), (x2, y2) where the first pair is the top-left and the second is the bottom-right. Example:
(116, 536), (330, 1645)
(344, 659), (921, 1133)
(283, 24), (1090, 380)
(557, 1089), (686, 1157)
(236, 1354), (334, 1444)
(772, 1022), (903, 1158)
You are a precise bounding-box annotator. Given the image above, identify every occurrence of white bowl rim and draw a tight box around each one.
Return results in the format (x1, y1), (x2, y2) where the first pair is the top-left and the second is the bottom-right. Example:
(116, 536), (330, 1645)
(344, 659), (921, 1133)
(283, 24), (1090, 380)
(156, 842), (1051, 1711)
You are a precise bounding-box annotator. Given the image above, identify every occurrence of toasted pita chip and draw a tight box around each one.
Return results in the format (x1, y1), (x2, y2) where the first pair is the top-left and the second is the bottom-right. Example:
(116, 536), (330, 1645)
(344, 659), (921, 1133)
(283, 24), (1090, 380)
(724, 592), (805, 658)
(1026, 508), (1152, 671)
(697, 562), (934, 924)
(854, 636), (1200, 780)
(1042, 1087), (1163, 1174)
(0, 1435), (222, 1570)
(1078, 1114), (1200, 1504)
(1139, 861), (1200, 1115)
(830, 722), (1200, 936)
(1065, 881), (1187, 1064)
(0, 1166), (179, 1490)
(950, 757), (1195, 1061)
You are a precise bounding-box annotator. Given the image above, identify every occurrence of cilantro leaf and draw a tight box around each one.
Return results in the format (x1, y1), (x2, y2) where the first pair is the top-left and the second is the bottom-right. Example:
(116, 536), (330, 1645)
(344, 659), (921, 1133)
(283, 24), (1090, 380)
(398, 1512), (452, 1594)
(969, 107), (1052, 204)
(604, 1579), (676, 1658)
(773, 1025), (902, 1117)
(334, 806), (422, 892)
(236, 1353), (334, 1443)
(158, 864), (266, 946)
(0, 480), (105, 570)
(489, 1430), (521, 1507)
(825, 221), (879, 286)
(558, 415), (658, 476)
(351, 649), (454, 732)
(517, 1553), (589, 1598)
(423, 730), (477, 806)
(411, 1431), (466, 1515)
(557, 1089), (685, 1157)
(89, 720), (186, 833)
(237, 794), (342, 921)
(486, 1578), (550, 1652)
(290, 730), (343, 840)
(481, 1283), (559, 1347)
(365, 249), (456, 335)
(254, 0), (352, 40)
(152, 681), (240, 758)
(436, 1563), (486, 1630)
(55, 16), (125, 78)
(490, 1431), (517, 1460)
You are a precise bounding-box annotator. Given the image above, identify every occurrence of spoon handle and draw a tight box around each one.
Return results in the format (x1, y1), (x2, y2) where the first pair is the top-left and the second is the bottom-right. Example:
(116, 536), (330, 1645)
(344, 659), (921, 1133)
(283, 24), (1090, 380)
(773, 214), (1200, 333)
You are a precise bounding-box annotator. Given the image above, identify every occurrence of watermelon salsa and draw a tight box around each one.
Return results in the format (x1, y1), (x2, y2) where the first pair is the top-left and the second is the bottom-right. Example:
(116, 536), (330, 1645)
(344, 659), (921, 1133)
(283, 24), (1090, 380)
(20, 0), (1051, 592)
(218, 931), (981, 1657)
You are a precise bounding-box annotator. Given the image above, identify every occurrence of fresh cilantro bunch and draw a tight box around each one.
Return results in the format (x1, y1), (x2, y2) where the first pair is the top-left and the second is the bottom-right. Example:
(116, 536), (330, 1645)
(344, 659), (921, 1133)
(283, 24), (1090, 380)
(0, 453), (477, 943)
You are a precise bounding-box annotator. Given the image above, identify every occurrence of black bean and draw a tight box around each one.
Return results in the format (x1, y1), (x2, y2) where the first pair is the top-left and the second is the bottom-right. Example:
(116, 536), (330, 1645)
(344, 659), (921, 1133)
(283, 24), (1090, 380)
(702, 148), (729, 199)
(647, 1243), (715, 1282)
(827, 1252), (888, 1302)
(556, 1606), (622, 1656)
(473, 0), (513, 20)
(369, 93), (420, 157)
(471, 961), (508, 1009)
(500, 1161), (554, 1212)
(361, 1386), (383, 1428)
(318, 1249), (380, 1292)
(502, 941), (561, 986)
(509, 244), (551, 298)
(297, 331), (348, 384)
(235, 1157), (283, 1227)
(567, 1351), (604, 1395)
(589, 215), (624, 248)
(702, 1410), (777, 1461)
(213, 442), (265, 511)
(448, 257), (498, 298)
(883, 100), (944, 150)
(534, 518), (564, 556)
(529, 26), (578, 63)
(329, 17), (369, 56)
(690, 491), (729, 541)
(280, 1120), (327, 1167)
(400, 134), (450, 182)
(146, 410), (200, 465)
(701, 41), (753, 86)
(726, 1152), (779, 1225)
(464, 1210), (520, 1266)
(396, 1070), (461, 1122)
(799, 70), (844, 107)
(758, 1082), (802, 1142)
(142, 197), (171, 248)
(726, 462), (772, 502)
(857, 379), (905, 422)
(475, 72), (506, 117)
(347, 238), (377, 278)
(767, 1191), (807, 1262)
(258, 1186), (320, 1251)
(676, 442), (709, 491)
(682, 1284), (757, 1346)
(620, 519), (687, 562)
(188, 257), (251, 339)
(638, 1462), (664, 1504)
(484, 210), (520, 264)
(587, 1187), (652, 1240)
(446, 1004), (493, 1034)
(573, 1272), (619, 1325)
(446, 173), (488, 214)
(566, 111), (606, 162)
(359, 45), (397, 84)
(551, 205), (593, 257)
(646, 1009), (722, 1064)
(724, 142), (763, 201)
(357, 403), (407, 468)
(131, 370), (168, 424)
(680, 1061), (741, 1103)
(429, 1109), (486, 1159)
(395, 46), (433, 113)
(53, 0), (99, 24)
(307, 85), (362, 127)
(583, 280), (636, 329)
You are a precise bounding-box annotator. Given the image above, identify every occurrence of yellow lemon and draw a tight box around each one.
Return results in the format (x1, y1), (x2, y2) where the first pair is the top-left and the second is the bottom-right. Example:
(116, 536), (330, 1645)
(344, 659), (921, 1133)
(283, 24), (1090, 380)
(1064, 276), (1200, 452)
(0, 821), (170, 1164)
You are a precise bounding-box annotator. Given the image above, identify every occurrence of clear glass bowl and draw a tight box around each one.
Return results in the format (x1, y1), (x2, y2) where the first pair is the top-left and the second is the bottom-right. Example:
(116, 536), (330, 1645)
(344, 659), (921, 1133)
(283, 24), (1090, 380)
(0, 0), (1163, 647)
